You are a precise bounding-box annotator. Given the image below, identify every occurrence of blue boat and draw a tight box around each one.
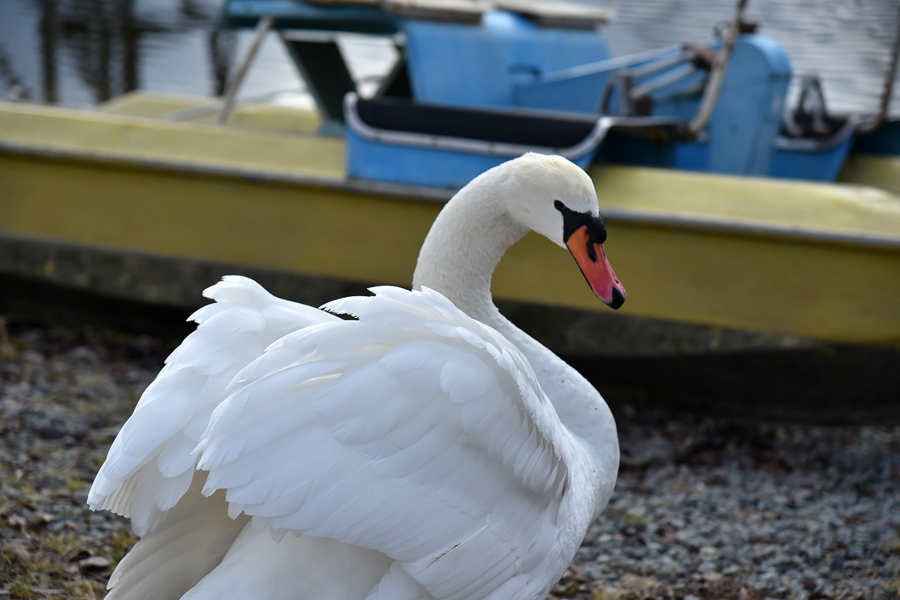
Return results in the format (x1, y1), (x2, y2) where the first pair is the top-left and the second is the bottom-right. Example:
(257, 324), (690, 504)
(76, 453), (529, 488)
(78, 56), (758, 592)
(220, 0), (898, 190)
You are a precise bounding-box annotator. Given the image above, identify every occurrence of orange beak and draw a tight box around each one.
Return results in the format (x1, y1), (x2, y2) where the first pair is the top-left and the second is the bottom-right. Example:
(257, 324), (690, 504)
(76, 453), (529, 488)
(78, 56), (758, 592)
(566, 225), (626, 309)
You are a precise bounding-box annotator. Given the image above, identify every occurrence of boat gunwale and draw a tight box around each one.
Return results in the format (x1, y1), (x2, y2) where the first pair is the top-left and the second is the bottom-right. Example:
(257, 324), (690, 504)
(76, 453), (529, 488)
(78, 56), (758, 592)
(3, 139), (900, 252)
(600, 207), (900, 251)
(0, 139), (454, 203)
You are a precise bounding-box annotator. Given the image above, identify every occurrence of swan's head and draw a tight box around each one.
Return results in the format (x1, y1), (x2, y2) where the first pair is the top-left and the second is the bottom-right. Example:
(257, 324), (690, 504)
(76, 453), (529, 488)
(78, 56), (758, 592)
(501, 154), (626, 310)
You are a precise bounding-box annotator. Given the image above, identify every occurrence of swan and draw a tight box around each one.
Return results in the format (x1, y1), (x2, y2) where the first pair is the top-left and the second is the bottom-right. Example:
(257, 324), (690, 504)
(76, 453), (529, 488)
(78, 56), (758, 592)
(88, 152), (627, 600)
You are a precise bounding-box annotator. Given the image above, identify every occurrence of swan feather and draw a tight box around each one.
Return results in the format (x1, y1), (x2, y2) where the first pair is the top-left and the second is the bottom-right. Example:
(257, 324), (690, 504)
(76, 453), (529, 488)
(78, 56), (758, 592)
(185, 284), (572, 600)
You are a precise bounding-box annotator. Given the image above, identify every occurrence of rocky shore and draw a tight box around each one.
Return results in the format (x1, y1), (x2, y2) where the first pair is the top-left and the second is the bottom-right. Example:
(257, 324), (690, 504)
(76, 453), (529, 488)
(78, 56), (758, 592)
(0, 317), (897, 599)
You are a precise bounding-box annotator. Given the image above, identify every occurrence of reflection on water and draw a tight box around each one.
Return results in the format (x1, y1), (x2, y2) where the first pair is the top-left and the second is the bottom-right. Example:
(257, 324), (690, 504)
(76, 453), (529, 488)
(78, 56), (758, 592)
(606, 0), (900, 116)
(0, 0), (897, 116)
(0, 0), (234, 104)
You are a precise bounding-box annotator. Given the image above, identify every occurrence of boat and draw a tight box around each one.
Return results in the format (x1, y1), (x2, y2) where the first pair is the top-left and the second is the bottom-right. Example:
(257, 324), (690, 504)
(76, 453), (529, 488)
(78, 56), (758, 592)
(1, 0), (899, 419)
(216, 0), (900, 188)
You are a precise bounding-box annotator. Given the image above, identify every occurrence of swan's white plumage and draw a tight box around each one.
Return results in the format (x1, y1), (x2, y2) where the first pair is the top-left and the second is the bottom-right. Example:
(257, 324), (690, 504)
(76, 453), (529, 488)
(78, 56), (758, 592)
(104, 474), (250, 600)
(191, 285), (574, 600)
(90, 153), (621, 600)
(89, 277), (338, 535)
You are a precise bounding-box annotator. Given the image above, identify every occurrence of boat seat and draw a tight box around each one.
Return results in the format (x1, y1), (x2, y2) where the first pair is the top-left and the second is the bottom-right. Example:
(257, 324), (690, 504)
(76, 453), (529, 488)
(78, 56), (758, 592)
(354, 96), (599, 147)
(345, 93), (681, 188)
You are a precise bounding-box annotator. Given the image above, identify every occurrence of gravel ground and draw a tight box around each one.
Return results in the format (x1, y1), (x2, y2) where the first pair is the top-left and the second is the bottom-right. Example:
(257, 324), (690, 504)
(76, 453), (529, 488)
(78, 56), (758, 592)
(0, 316), (898, 599)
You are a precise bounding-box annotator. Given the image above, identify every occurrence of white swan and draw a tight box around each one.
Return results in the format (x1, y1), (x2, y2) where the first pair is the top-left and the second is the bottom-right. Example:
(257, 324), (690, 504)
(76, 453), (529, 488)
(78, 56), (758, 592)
(89, 153), (627, 600)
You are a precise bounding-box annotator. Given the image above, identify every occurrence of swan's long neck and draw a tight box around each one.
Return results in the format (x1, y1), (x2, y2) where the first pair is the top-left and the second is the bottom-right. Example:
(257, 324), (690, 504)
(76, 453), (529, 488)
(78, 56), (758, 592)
(413, 179), (527, 323)
(412, 178), (619, 519)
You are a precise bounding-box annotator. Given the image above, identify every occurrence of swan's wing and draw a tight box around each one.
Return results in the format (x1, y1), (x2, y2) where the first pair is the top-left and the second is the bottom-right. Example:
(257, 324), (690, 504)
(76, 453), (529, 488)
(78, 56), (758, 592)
(195, 286), (574, 600)
(89, 276), (339, 535)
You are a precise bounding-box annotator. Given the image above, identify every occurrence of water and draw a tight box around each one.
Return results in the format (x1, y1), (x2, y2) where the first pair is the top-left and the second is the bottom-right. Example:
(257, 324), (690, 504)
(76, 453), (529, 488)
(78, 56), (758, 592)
(0, 0), (898, 116)
(606, 0), (900, 116)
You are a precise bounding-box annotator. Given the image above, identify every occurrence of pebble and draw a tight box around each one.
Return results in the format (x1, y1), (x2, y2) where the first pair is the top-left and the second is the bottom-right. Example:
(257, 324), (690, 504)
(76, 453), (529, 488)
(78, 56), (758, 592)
(0, 319), (171, 597)
(566, 410), (900, 599)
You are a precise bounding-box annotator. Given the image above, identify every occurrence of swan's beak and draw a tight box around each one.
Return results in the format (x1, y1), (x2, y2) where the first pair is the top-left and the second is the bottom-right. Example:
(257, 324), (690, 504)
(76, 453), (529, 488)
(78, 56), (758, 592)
(566, 225), (627, 310)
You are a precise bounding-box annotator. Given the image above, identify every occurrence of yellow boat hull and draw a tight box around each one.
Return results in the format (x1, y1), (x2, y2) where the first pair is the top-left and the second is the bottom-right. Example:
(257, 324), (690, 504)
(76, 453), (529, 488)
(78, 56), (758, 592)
(2, 94), (899, 347)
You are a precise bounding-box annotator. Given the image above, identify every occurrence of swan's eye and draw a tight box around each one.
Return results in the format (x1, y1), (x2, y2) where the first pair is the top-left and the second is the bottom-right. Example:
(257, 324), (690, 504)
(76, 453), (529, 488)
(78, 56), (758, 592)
(554, 200), (607, 246)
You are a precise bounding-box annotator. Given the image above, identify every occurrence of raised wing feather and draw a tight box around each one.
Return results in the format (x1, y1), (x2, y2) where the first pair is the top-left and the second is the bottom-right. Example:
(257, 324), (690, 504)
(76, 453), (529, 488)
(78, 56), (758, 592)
(195, 287), (574, 600)
(89, 276), (338, 535)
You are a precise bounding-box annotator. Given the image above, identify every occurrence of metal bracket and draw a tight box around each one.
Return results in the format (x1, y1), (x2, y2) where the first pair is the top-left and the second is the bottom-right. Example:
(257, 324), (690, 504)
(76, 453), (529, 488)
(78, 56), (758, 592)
(217, 16), (275, 125)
